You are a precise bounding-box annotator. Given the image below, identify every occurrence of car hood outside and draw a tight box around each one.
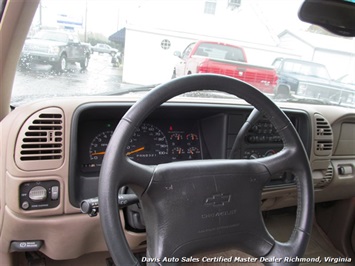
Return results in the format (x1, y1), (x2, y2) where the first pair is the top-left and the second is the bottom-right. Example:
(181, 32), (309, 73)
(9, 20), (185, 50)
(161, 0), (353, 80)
(23, 38), (67, 49)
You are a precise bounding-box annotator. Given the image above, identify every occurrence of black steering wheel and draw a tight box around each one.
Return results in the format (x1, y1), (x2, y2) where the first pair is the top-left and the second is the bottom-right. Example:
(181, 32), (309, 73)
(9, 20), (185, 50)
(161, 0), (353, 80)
(98, 74), (314, 266)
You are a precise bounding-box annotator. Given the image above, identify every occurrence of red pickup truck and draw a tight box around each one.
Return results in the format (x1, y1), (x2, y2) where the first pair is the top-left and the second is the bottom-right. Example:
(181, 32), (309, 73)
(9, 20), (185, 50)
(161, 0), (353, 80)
(173, 41), (277, 93)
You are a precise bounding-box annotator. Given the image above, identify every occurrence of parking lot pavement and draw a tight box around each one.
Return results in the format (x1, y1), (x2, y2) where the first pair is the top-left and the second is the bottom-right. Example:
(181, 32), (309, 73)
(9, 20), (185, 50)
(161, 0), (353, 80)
(12, 53), (128, 106)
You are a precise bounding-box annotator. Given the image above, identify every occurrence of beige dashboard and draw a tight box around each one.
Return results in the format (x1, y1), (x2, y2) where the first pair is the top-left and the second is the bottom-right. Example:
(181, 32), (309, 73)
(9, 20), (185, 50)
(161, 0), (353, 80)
(0, 95), (354, 260)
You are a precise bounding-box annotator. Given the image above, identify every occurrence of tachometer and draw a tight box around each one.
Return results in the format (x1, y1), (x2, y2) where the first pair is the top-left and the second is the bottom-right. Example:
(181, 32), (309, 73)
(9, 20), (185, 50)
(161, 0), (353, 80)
(89, 131), (113, 160)
(126, 123), (169, 164)
(86, 130), (114, 171)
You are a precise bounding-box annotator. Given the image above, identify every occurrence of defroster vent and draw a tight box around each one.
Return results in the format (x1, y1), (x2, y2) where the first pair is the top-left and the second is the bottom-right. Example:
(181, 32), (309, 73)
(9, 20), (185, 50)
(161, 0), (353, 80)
(15, 108), (64, 171)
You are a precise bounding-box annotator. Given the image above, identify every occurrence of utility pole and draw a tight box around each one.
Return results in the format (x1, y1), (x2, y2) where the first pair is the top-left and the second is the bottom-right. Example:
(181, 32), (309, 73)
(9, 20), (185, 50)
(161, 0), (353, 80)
(84, 0), (88, 42)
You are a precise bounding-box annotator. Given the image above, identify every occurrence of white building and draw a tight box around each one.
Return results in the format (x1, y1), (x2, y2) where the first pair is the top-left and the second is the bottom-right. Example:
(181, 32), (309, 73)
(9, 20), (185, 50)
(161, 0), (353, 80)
(118, 0), (310, 85)
(111, 0), (354, 85)
(121, 25), (302, 85)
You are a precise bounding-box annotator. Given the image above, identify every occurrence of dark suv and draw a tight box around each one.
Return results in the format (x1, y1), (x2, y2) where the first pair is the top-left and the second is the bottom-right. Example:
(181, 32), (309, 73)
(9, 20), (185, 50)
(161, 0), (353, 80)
(20, 30), (91, 72)
(272, 57), (355, 105)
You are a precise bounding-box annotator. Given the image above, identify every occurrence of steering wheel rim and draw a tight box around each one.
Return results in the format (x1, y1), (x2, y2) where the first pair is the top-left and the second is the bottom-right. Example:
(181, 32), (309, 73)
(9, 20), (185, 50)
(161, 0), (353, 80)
(99, 74), (314, 266)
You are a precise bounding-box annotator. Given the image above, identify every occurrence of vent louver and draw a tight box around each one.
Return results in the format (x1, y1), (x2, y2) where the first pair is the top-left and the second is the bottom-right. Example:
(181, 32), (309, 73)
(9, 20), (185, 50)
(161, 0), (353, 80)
(15, 108), (64, 171)
(315, 115), (333, 137)
(315, 164), (334, 188)
(314, 114), (333, 156)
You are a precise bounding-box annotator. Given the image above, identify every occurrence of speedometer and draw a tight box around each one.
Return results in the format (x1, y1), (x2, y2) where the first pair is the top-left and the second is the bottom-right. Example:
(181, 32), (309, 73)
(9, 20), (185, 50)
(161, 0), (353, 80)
(126, 123), (169, 164)
(85, 123), (169, 170)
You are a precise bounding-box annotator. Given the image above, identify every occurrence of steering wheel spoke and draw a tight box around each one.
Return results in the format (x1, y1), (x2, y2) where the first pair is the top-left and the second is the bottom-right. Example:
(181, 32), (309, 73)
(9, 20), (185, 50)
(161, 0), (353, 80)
(257, 149), (292, 178)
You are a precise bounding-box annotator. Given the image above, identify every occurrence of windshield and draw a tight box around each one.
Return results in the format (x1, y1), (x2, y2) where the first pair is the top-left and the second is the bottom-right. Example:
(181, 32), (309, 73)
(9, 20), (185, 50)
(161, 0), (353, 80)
(11, 0), (355, 108)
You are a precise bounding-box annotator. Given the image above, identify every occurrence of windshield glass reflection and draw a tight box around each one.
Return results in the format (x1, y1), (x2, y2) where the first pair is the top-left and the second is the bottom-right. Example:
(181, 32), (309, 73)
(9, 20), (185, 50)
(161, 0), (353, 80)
(11, 0), (355, 108)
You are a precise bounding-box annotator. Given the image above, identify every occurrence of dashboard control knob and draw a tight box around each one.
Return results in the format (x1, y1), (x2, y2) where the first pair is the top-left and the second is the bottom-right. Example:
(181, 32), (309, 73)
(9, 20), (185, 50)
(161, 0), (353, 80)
(21, 201), (30, 210)
(28, 186), (47, 202)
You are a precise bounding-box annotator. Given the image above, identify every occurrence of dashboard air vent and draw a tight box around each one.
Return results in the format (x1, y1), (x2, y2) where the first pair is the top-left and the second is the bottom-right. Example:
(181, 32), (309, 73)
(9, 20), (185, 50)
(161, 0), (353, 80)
(315, 115), (333, 137)
(315, 164), (334, 188)
(15, 108), (64, 171)
(314, 114), (333, 156)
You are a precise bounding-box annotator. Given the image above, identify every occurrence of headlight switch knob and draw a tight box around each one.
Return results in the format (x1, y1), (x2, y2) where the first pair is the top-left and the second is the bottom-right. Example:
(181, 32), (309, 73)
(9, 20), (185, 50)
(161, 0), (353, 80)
(28, 186), (47, 202)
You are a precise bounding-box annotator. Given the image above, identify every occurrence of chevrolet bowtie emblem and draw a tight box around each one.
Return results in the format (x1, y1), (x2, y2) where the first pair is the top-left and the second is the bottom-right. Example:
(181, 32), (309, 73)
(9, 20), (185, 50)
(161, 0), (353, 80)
(205, 193), (231, 207)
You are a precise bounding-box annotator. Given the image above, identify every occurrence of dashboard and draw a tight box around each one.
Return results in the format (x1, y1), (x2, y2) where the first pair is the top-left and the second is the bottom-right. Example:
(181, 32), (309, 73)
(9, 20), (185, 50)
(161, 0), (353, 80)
(2, 0), (355, 263)
(68, 103), (311, 208)
(1, 96), (355, 261)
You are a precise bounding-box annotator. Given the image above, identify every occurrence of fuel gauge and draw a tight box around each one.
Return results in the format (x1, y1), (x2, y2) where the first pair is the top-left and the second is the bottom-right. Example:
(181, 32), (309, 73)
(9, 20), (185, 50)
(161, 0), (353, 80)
(186, 133), (198, 141)
(186, 147), (201, 159)
(170, 133), (183, 141)
(172, 147), (185, 160)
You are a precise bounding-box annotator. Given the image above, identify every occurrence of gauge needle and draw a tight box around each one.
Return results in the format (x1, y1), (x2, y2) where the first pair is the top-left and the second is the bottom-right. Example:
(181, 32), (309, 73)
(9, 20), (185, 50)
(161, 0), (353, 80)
(126, 147), (145, 156)
(91, 151), (106, 156)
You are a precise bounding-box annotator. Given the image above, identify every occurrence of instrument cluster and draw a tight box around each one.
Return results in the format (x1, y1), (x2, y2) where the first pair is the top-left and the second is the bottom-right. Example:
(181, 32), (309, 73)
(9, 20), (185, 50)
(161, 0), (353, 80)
(70, 105), (310, 207)
(78, 119), (202, 173)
